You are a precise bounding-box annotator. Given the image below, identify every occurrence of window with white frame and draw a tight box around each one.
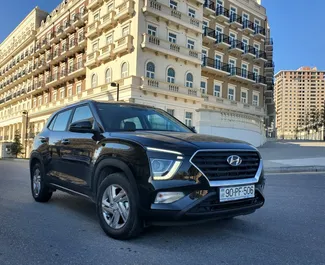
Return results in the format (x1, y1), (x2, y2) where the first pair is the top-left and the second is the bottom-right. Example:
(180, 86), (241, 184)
(214, 83), (221, 97)
(241, 90), (248, 103)
(200, 80), (206, 94)
(107, 3), (113, 11)
(167, 67), (175, 83)
(241, 63), (248, 78)
(185, 73), (193, 88)
(38, 97), (42, 106)
(187, 39), (195, 50)
(185, 112), (193, 127)
(80, 6), (85, 14)
(168, 32), (177, 43)
(169, 0), (178, 10)
(91, 74), (98, 88)
(94, 13), (100, 21)
(146, 62), (155, 79)
(77, 84), (82, 94)
(148, 24), (157, 36)
(228, 87), (235, 100)
(92, 42), (99, 51)
(68, 87), (72, 97)
(253, 93), (259, 106)
(53, 92), (57, 101)
(202, 20), (208, 31)
(105, 68), (111, 83)
(44, 95), (48, 104)
(106, 34), (113, 44)
(122, 26), (129, 36)
(121, 62), (128, 78)
(60, 88), (65, 99)
(253, 67), (259, 80)
(188, 8), (196, 18)
(230, 7), (237, 21)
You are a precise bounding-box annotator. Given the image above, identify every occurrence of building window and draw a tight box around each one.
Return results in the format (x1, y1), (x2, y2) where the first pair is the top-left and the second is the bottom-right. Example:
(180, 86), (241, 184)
(187, 39), (195, 50)
(53, 92), (57, 101)
(38, 97), (42, 106)
(60, 89), (65, 99)
(106, 34), (113, 44)
(241, 64), (248, 78)
(200, 80), (206, 94)
(185, 73), (193, 88)
(188, 8), (196, 18)
(105, 68), (111, 83)
(92, 42), (99, 51)
(241, 90), (247, 103)
(122, 26), (129, 37)
(68, 87), (72, 97)
(167, 68), (175, 83)
(94, 13), (100, 21)
(121, 62), (128, 78)
(202, 20), (208, 31)
(253, 94), (259, 106)
(146, 62), (155, 79)
(107, 3), (113, 11)
(214, 84), (221, 97)
(167, 109), (174, 116)
(169, 0), (178, 10)
(185, 112), (193, 127)
(228, 88), (235, 100)
(77, 84), (82, 94)
(168, 32), (177, 43)
(91, 74), (98, 88)
(148, 25), (157, 36)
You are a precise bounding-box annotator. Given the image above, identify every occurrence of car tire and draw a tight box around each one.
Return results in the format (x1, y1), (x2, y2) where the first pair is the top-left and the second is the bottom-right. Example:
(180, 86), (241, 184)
(31, 163), (53, 202)
(96, 172), (143, 240)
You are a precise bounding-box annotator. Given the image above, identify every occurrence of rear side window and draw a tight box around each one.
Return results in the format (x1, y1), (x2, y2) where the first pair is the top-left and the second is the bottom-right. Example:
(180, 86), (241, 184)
(52, 109), (72, 131)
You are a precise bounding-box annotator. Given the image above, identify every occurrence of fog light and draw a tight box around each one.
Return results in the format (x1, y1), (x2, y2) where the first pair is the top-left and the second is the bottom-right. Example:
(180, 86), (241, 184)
(154, 192), (185, 204)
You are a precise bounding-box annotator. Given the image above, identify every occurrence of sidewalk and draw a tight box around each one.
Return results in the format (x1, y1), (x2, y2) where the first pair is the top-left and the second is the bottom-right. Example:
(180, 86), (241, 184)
(259, 140), (325, 173)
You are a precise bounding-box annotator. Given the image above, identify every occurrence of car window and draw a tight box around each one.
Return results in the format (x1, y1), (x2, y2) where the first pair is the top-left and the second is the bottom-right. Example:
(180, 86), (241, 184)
(120, 117), (143, 129)
(71, 105), (94, 124)
(52, 109), (72, 131)
(147, 113), (182, 131)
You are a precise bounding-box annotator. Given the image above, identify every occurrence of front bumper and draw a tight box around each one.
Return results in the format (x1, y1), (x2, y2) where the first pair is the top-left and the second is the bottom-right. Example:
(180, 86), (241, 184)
(144, 182), (265, 225)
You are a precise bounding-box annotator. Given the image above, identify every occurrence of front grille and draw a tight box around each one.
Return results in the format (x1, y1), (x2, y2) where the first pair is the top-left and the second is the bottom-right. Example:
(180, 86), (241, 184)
(191, 150), (260, 180)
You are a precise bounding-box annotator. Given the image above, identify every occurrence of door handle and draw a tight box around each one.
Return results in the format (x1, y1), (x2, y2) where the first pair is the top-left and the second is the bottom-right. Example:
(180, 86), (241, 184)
(62, 139), (70, 145)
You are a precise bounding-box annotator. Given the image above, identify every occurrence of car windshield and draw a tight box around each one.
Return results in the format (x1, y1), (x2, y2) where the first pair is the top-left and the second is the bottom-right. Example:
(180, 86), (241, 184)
(95, 103), (192, 133)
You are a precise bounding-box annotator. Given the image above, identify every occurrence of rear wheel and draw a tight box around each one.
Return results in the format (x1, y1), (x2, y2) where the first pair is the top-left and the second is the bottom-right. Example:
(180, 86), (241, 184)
(96, 172), (143, 240)
(31, 163), (52, 202)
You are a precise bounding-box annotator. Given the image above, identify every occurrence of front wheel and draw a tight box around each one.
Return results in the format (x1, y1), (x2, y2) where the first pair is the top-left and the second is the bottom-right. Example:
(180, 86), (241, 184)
(96, 172), (143, 240)
(31, 163), (52, 202)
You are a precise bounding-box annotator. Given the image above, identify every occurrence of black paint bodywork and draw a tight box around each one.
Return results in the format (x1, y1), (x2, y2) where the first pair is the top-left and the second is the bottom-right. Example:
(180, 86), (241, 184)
(30, 100), (265, 224)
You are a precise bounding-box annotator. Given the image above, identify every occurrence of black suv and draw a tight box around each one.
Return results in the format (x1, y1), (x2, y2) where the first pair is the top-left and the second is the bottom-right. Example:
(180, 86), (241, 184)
(29, 100), (265, 239)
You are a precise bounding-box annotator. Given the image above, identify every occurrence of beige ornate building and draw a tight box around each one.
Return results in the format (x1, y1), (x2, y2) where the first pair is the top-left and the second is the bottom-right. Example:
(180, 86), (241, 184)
(0, 0), (273, 157)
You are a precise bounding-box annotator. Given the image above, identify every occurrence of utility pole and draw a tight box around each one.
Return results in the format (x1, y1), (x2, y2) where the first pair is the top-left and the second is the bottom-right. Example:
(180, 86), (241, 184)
(22, 110), (28, 158)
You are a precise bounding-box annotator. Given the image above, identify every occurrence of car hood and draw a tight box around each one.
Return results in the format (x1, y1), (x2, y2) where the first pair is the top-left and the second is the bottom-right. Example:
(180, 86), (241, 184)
(105, 131), (256, 155)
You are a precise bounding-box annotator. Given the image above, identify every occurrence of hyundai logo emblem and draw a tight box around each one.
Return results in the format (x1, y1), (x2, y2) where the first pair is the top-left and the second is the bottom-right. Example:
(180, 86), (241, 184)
(227, 155), (242, 166)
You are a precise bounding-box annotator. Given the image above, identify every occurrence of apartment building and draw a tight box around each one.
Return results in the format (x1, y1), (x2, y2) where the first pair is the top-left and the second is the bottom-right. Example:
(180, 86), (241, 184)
(0, 0), (272, 157)
(275, 66), (325, 139)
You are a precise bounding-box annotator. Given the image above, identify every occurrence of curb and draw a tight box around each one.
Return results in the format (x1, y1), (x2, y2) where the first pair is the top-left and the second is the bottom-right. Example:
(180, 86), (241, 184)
(265, 166), (325, 174)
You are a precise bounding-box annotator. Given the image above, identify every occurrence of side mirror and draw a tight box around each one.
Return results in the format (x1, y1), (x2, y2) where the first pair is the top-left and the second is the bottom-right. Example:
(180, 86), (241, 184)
(69, 120), (94, 133)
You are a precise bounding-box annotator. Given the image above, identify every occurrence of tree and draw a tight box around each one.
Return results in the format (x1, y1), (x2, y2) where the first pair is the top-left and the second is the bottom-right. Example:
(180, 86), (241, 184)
(11, 130), (24, 158)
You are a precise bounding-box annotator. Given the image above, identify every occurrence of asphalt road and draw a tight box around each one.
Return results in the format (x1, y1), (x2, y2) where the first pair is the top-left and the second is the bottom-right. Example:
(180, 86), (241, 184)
(0, 160), (324, 265)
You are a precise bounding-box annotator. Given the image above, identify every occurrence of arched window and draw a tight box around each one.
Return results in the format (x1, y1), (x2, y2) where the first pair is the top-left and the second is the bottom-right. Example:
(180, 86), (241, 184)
(167, 67), (175, 83)
(146, 62), (155, 79)
(91, 74), (97, 88)
(105, 68), (111, 83)
(121, 62), (128, 78)
(185, 73), (193, 88)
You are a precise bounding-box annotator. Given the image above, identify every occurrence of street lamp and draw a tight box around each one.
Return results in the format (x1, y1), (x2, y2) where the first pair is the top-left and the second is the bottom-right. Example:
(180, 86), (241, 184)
(111, 82), (119, 101)
(22, 110), (28, 158)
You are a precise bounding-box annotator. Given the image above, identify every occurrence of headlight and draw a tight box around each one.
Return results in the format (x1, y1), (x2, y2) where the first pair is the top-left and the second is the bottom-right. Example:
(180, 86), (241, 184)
(150, 158), (182, 180)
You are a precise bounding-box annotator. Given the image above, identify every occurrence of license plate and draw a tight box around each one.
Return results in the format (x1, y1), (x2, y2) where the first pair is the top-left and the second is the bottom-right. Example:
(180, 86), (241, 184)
(219, 185), (255, 202)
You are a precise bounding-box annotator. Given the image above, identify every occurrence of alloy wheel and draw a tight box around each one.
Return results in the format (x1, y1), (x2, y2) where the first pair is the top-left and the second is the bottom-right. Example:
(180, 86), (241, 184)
(101, 184), (130, 229)
(33, 168), (42, 196)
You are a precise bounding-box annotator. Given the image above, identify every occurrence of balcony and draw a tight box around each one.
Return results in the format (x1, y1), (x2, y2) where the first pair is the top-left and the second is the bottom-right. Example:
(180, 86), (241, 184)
(216, 6), (229, 22)
(265, 61), (275, 69)
(65, 22), (75, 34)
(39, 40), (50, 53)
(56, 27), (67, 40)
(68, 61), (86, 79)
(228, 67), (255, 83)
(242, 45), (256, 59)
(85, 50), (100, 68)
(88, 0), (103, 11)
(215, 33), (231, 49)
(229, 40), (244, 54)
(203, 27), (216, 43)
(203, 1), (215, 15)
(254, 51), (267, 63)
(202, 57), (229, 76)
(253, 75), (267, 87)
(114, 0), (134, 23)
(98, 43), (115, 62)
(141, 34), (201, 65)
(113, 35), (133, 56)
(142, 0), (202, 34)
(73, 14), (85, 28)
(141, 77), (201, 99)
(99, 12), (116, 31)
(85, 21), (101, 39)
(254, 26), (266, 39)
(242, 20), (255, 35)
(229, 13), (242, 29)
(78, 35), (87, 47)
